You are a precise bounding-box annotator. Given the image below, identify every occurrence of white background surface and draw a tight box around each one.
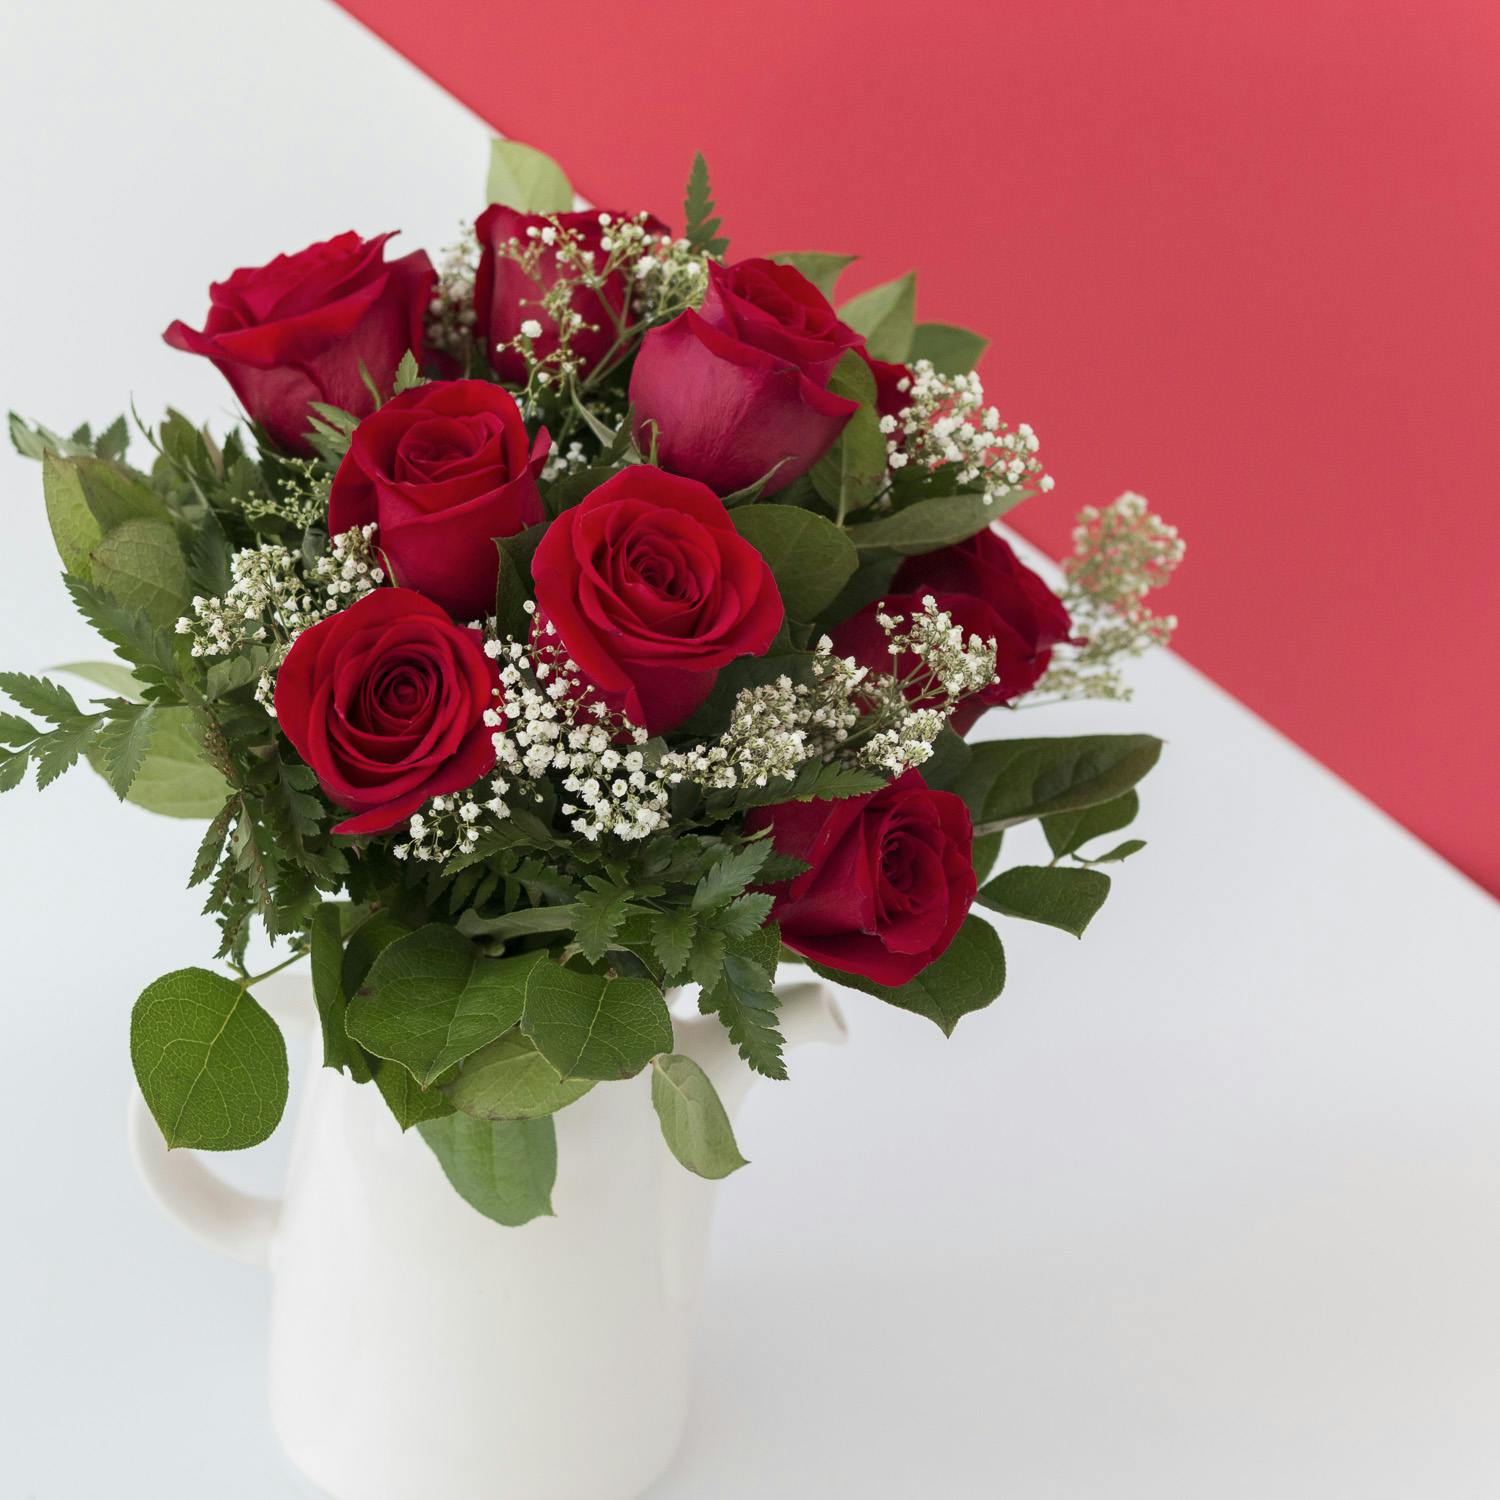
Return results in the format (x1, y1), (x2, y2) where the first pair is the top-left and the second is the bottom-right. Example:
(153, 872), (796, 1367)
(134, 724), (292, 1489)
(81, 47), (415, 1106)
(2, 2), (1497, 1495)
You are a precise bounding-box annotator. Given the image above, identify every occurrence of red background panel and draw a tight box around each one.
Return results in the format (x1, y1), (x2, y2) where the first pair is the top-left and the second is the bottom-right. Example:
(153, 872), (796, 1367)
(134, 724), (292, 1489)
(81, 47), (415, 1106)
(337, 0), (1500, 895)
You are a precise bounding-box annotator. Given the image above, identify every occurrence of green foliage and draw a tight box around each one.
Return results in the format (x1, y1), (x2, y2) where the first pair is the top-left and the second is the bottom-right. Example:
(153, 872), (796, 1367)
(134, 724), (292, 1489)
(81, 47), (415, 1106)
(952, 735), (1163, 834)
(346, 925), (539, 1087)
(445, 1033), (594, 1121)
(418, 1112), (557, 1227)
(844, 489), (1028, 555)
(372, 1056), (454, 1131)
(96, 708), (228, 817)
(522, 961), (673, 1081)
(767, 252), (857, 300)
(1042, 790), (1139, 859)
(807, 916), (1005, 1036)
(909, 321), (989, 374)
(129, 968), (289, 1150)
(494, 522), (545, 640)
(651, 1054), (748, 1178)
(683, 151), (729, 257)
(977, 865), (1111, 937)
(699, 922), (786, 1080)
(487, 138), (574, 214)
(809, 352), (887, 523)
(731, 503), (858, 621)
(839, 272), (916, 362)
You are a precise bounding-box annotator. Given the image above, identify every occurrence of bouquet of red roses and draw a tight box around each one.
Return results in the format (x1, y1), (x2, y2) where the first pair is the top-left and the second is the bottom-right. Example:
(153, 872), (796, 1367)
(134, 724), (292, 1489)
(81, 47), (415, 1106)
(2, 142), (1181, 1223)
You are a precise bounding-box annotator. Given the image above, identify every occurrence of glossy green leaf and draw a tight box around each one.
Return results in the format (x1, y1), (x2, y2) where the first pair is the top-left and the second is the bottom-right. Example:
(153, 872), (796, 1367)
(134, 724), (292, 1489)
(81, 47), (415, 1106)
(418, 1113), (556, 1226)
(651, 1054), (748, 1179)
(731, 504), (858, 621)
(977, 865), (1111, 937)
(522, 961), (673, 1081)
(130, 968), (288, 1151)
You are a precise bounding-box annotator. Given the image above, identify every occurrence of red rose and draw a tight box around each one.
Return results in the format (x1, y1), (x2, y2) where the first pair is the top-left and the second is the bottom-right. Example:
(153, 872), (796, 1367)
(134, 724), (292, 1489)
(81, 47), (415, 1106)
(474, 205), (668, 385)
(326, 380), (547, 621)
(164, 231), (433, 456)
(629, 258), (861, 497)
(275, 589), (498, 836)
(531, 466), (784, 734)
(832, 531), (1074, 734)
(747, 770), (975, 986)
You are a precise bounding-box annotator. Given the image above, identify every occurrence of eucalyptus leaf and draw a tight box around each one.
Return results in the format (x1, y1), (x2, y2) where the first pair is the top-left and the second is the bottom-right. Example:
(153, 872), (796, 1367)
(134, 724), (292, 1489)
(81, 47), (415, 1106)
(446, 1032), (594, 1121)
(487, 138), (573, 214)
(130, 968), (288, 1151)
(522, 961), (673, 1081)
(806, 915), (1004, 1036)
(839, 272), (917, 362)
(347, 925), (540, 1086)
(651, 1054), (748, 1179)
(731, 505), (858, 620)
(977, 865), (1111, 937)
(418, 1112), (556, 1227)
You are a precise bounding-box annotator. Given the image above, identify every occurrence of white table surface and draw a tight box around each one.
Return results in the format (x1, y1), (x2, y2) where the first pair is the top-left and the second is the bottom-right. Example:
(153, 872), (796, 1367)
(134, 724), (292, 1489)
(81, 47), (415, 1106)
(1, 3), (1497, 1495)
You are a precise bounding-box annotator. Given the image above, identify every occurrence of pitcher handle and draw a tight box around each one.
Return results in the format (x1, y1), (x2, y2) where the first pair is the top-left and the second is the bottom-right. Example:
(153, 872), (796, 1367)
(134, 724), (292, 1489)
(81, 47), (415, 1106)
(126, 967), (312, 1269)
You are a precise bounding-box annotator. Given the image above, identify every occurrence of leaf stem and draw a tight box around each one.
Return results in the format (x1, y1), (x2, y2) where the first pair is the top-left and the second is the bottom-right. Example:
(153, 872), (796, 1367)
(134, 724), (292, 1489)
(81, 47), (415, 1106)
(239, 946), (309, 990)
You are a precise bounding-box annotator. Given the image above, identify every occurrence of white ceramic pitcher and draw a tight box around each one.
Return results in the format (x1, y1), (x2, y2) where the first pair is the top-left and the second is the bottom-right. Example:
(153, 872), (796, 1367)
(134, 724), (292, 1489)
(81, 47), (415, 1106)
(128, 970), (846, 1500)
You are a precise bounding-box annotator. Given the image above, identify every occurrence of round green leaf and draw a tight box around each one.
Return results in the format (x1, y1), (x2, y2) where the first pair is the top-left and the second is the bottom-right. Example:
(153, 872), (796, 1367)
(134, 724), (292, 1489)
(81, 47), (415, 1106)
(651, 1054), (749, 1179)
(447, 1033), (594, 1121)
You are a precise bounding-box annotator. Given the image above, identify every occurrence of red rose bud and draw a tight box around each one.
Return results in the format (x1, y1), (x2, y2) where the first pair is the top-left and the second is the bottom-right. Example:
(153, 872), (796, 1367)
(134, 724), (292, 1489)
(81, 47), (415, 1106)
(531, 465), (784, 734)
(275, 589), (498, 836)
(747, 770), (976, 987)
(630, 258), (861, 496)
(474, 205), (668, 385)
(163, 231), (433, 456)
(327, 379), (547, 622)
(831, 531), (1075, 734)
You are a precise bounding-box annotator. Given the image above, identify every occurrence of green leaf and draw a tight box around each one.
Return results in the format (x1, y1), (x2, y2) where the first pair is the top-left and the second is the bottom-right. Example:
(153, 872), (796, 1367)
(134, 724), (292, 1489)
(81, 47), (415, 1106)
(347, 925), (540, 1087)
(42, 454), (103, 577)
(0, 671), (83, 724)
(494, 521), (545, 640)
(767, 252), (858, 300)
(94, 701), (158, 798)
(90, 518), (190, 628)
(372, 1056), (454, 1131)
(953, 735), (1164, 833)
(909, 321), (989, 375)
(692, 841), (773, 912)
(129, 968), (289, 1151)
(1083, 838), (1147, 865)
(522, 961), (673, 1081)
(105, 707), (229, 818)
(807, 916), (1004, 1036)
(418, 1113), (556, 1226)
(651, 1054), (748, 1179)
(844, 491), (1026, 555)
(730, 504), (858, 621)
(309, 902), (367, 1078)
(839, 272), (916, 362)
(700, 922), (786, 1080)
(486, 138), (573, 213)
(573, 882), (634, 964)
(809, 352), (887, 522)
(392, 350), (424, 394)
(683, 151), (729, 257)
(1042, 790), (1139, 859)
(649, 908), (697, 980)
(57, 660), (143, 700)
(971, 829), (1003, 883)
(74, 459), (169, 530)
(977, 865), (1111, 937)
(446, 1032), (594, 1121)
(455, 901), (586, 940)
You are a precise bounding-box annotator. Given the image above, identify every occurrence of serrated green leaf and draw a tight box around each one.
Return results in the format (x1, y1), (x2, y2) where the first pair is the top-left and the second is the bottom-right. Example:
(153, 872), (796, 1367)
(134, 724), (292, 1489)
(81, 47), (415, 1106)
(94, 700), (158, 798)
(839, 272), (916, 362)
(0, 671), (83, 724)
(692, 841), (773, 912)
(392, 350), (424, 394)
(716, 891), (774, 940)
(106, 707), (228, 818)
(806, 915), (1004, 1036)
(909, 321), (989, 375)
(650, 908), (697, 980)
(418, 1113), (556, 1226)
(129, 967), (289, 1150)
(683, 151), (729, 257)
(767, 252), (857, 300)
(487, 138), (573, 213)
(731, 503), (859, 619)
(700, 922), (786, 1080)
(977, 864), (1111, 937)
(90, 518), (190, 628)
(522, 962), (673, 1081)
(347, 925), (540, 1087)
(446, 1032), (594, 1121)
(651, 1054), (748, 1179)
(572, 882), (633, 964)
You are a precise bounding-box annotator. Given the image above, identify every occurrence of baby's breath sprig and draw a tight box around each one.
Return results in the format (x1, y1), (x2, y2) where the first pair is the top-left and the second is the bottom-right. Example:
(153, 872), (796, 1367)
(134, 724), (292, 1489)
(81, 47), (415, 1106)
(177, 525), (385, 705)
(236, 457), (330, 531)
(1034, 493), (1185, 703)
(425, 222), (480, 361)
(883, 359), (1052, 508)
